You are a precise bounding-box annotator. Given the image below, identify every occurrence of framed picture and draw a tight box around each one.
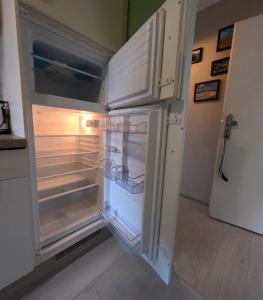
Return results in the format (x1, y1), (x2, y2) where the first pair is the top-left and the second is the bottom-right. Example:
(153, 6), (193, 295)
(211, 57), (230, 76)
(217, 25), (234, 52)
(194, 80), (220, 102)
(192, 48), (203, 64)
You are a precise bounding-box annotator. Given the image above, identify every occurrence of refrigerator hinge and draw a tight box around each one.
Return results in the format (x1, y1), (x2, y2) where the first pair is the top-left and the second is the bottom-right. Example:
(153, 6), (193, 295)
(158, 77), (174, 88)
(167, 113), (183, 126)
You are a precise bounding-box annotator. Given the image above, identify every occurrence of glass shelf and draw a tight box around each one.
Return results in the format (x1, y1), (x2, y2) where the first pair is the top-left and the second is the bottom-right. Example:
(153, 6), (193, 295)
(37, 162), (97, 180)
(101, 121), (147, 134)
(36, 150), (98, 159)
(38, 171), (98, 202)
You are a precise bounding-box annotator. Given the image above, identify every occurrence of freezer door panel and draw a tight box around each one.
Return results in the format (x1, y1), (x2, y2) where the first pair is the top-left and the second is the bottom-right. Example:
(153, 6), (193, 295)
(106, 11), (165, 108)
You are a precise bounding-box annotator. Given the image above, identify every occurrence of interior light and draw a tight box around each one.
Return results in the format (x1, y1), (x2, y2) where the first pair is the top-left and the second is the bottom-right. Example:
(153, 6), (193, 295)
(81, 115), (93, 128)
(81, 115), (99, 128)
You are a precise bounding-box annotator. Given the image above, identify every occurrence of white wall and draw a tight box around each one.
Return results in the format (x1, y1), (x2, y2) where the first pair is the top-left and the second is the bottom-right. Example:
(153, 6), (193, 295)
(21, 0), (127, 52)
(181, 0), (263, 204)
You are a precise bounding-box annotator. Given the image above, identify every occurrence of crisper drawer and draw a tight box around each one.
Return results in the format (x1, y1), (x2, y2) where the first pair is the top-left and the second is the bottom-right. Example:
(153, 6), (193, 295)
(0, 149), (28, 180)
(39, 186), (100, 248)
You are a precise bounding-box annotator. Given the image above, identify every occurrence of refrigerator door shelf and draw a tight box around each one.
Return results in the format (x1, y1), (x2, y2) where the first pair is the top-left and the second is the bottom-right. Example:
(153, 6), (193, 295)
(100, 159), (124, 181)
(101, 120), (147, 134)
(100, 206), (141, 249)
(115, 176), (144, 195)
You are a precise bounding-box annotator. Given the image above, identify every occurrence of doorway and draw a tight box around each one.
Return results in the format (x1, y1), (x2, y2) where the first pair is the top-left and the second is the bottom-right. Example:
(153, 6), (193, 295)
(174, 1), (263, 299)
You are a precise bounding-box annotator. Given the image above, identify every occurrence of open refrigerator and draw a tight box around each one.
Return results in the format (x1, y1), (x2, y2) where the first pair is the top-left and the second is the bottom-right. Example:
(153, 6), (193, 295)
(19, 0), (196, 284)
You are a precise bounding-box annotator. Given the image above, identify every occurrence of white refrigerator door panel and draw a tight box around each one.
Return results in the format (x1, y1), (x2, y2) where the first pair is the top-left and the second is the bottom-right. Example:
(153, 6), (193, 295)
(102, 106), (175, 283)
(106, 12), (164, 108)
(106, 0), (192, 109)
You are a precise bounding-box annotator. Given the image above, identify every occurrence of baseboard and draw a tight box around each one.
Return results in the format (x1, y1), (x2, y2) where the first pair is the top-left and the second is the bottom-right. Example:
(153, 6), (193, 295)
(180, 193), (209, 206)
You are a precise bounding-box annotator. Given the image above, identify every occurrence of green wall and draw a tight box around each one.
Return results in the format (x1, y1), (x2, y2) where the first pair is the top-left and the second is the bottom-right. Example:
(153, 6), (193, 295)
(127, 0), (165, 38)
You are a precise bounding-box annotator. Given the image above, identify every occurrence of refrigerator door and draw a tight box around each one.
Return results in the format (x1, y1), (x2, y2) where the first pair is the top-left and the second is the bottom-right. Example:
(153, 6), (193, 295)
(100, 105), (177, 284)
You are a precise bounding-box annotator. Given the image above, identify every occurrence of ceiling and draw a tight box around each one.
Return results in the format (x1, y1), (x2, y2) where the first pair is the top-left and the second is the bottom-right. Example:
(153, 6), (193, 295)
(197, 0), (221, 11)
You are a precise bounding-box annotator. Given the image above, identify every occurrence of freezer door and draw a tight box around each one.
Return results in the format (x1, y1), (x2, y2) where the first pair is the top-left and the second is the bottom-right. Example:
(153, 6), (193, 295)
(106, 0), (196, 109)
(106, 10), (165, 108)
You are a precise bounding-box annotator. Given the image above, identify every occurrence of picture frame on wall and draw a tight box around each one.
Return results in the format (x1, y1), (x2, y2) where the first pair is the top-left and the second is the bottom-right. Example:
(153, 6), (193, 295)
(192, 47), (203, 64)
(211, 57), (230, 76)
(194, 80), (220, 102)
(216, 25), (234, 52)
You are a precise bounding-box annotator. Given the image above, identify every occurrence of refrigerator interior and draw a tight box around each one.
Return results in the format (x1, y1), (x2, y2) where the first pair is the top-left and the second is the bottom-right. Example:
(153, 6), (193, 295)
(32, 41), (104, 102)
(32, 105), (150, 249)
(32, 105), (104, 247)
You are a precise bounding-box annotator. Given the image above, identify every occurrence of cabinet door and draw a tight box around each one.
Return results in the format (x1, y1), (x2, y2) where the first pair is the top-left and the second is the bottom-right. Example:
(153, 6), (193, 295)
(0, 177), (34, 289)
(106, 10), (165, 108)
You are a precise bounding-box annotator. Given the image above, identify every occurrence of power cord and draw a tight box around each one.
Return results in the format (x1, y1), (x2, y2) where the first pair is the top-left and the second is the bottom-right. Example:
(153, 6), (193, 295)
(218, 138), (228, 182)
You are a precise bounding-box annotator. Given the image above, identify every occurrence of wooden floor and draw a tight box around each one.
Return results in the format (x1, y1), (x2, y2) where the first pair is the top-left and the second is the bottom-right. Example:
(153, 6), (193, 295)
(22, 197), (263, 300)
(174, 197), (263, 300)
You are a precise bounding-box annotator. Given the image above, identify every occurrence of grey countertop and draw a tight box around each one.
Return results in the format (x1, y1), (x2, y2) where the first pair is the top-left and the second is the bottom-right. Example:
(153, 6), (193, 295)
(0, 134), (27, 150)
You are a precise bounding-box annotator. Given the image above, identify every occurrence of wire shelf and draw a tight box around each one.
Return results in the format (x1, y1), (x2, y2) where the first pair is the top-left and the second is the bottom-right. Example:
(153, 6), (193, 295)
(33, 54), (103, 82)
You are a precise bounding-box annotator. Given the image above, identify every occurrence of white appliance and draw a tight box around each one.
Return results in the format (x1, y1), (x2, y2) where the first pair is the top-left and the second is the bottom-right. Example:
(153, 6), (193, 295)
(18, 0), (196, 285)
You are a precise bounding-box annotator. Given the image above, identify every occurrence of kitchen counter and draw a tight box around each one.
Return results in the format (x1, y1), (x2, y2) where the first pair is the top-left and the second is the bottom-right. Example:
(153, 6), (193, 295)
(0, 134), (27, 150)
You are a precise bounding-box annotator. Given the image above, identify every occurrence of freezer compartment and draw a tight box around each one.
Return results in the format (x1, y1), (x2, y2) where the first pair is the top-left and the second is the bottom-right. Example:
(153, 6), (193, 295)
(39, 187), (99, 247)
(32, 41), (104, 102)
(100, 206), (141, 248)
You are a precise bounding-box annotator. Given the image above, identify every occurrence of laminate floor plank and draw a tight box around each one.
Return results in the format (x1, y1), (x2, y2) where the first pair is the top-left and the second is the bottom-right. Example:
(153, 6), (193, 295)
(73, 253), (205, 300)
(22, 238), (126, 300)
(174, 197), (263, 300)
(174, 197), (229, 292)
(244, 235), (263, 300)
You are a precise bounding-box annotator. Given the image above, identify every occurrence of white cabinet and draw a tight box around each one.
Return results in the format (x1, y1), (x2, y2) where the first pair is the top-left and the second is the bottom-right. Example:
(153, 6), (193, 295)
(0, 150), (28, 180)
(0, 154), (34, 289)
